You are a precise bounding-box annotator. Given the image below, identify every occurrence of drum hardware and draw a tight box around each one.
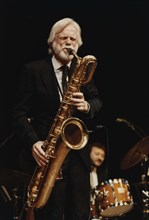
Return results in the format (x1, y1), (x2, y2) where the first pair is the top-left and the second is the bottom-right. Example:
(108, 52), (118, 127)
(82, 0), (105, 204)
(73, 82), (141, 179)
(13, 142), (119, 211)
(100, 189), (109, 198)
(142, 189), (149, 214)
(140, 157), (148, 214)
(0, 185), (12, 202)
(0, 169), (31, 219)
(133, 181), (149, 216)
(142, 190), (149, 198)
(90, 187), (115, 220)
(12, 187), (22, 220)
(90, 187), (100, 219)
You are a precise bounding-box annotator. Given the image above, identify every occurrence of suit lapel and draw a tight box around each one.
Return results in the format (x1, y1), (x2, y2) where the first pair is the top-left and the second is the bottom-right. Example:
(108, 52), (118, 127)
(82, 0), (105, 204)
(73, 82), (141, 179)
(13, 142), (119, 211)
(40, 57), (60, 101)
(40, 57), (77, 101)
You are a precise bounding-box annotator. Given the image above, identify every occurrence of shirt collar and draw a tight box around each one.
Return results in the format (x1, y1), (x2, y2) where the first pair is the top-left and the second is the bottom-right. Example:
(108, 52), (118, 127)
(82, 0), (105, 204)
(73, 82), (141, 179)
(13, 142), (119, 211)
(52, 56), (71, 72)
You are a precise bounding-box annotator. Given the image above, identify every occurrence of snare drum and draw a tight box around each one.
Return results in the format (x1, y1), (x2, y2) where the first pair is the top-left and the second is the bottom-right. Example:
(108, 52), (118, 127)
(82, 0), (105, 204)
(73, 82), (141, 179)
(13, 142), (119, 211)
(98, 178), (134, 217)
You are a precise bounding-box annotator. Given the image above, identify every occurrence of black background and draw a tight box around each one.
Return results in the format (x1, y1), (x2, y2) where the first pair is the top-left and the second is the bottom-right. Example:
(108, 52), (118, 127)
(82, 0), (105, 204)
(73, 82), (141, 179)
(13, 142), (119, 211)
(0, 0), (149, 218)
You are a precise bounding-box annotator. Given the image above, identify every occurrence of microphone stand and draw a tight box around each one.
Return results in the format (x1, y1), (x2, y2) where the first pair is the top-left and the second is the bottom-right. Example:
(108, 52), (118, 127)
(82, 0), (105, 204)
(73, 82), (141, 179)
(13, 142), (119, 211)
(124, 122), (144, 139)
(116, 117), (146, 139)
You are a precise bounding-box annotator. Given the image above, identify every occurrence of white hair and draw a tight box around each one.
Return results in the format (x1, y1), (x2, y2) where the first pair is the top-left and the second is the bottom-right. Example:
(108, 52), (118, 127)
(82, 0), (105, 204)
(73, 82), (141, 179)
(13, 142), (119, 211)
(47, 17), (83, 54)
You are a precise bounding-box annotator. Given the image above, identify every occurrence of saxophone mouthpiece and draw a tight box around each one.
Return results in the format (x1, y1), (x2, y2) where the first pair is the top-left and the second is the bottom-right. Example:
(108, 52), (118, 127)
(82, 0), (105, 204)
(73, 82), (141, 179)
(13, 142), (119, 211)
(67, 48), (73, 54)
(66, 48), (78, 58)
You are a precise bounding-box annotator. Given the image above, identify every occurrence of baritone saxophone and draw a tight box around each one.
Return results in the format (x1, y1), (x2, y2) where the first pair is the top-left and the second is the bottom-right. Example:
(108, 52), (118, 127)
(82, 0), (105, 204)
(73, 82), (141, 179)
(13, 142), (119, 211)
(26, 48), (97, 209)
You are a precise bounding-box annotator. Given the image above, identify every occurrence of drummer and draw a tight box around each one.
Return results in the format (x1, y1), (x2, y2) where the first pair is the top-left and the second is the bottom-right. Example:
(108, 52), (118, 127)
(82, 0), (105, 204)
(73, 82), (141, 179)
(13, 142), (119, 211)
(64, 141), (108, 220)
(89, 142), (108, 219)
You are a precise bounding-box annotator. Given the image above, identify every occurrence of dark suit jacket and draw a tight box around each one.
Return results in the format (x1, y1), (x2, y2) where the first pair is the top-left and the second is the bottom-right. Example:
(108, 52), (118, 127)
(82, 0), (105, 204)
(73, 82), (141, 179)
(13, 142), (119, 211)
(13, 56), (101, 142)
(12, 56), (102, 172)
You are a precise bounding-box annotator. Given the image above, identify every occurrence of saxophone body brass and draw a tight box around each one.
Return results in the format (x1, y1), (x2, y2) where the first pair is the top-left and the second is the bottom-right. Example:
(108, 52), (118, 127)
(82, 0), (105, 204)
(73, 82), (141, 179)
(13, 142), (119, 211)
(26, 50), (97, 209)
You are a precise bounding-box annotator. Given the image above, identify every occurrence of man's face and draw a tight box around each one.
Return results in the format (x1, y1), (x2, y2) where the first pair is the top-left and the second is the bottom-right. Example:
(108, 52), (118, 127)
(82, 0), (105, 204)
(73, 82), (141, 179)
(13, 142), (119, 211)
(90, 146), (105, 167)
(52, 24), (79, 63)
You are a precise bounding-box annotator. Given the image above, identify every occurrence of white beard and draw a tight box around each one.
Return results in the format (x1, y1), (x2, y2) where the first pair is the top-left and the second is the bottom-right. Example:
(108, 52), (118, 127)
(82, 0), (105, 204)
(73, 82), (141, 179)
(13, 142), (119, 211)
(52, 42), (78, 63)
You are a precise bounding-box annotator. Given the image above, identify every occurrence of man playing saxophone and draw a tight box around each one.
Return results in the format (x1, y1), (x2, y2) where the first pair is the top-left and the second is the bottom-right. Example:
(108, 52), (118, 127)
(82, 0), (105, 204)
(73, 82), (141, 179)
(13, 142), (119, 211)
(12, 17), (103, 220)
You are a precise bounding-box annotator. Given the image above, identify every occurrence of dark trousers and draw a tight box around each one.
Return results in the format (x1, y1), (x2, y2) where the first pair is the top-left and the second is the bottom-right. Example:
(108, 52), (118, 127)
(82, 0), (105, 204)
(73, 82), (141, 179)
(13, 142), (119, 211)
(34, 179), (66, 220)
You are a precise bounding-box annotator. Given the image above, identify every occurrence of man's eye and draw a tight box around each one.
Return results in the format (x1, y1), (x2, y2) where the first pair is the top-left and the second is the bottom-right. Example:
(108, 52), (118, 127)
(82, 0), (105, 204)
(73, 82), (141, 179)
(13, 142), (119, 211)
(59, 37), (66, 40)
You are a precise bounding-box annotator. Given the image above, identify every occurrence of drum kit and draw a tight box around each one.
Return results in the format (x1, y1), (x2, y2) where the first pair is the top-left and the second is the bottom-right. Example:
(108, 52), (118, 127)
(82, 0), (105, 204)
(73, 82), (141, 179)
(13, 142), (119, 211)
(90, 136), (149, 220)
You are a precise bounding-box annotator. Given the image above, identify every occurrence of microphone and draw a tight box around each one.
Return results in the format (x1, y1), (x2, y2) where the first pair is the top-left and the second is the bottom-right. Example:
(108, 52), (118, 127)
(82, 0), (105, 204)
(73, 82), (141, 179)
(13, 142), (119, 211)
(115, 118), (136, 131)
(115, 118), (123, 122)
(116, 118), (131, 126)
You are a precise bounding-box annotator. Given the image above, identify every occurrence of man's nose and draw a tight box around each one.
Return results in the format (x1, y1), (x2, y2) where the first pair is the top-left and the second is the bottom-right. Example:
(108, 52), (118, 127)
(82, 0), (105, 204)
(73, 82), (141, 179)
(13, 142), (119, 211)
(65, 38), (72, 44)
(98, 157), (103, 162)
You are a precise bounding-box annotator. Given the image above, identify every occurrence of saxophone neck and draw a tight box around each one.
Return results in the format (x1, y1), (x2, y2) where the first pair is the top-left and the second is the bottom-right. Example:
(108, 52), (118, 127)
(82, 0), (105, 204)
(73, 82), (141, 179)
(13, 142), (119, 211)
(67, 48), (79, 59)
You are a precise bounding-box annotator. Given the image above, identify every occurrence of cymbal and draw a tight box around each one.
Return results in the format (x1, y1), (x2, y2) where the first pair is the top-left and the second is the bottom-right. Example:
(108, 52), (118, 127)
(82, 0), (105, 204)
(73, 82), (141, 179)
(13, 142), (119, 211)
(0, 169), (31, 186)
(120, 136), (149, 170)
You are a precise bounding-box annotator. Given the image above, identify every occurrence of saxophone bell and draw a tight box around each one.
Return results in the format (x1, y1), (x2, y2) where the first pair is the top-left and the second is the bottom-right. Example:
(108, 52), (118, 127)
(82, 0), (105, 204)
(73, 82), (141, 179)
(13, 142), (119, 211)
(61, 117), (89, 150)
